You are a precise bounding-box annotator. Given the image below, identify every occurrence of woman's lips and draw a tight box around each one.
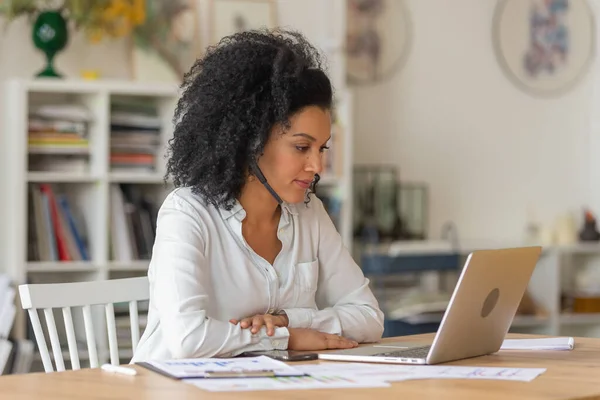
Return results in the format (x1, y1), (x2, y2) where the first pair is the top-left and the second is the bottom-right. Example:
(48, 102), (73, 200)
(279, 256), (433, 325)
(294, 180), (312, 189)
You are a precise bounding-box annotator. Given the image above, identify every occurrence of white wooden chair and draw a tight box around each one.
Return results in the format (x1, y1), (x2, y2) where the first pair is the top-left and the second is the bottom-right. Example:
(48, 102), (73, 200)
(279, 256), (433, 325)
(18, 277), (149, 373)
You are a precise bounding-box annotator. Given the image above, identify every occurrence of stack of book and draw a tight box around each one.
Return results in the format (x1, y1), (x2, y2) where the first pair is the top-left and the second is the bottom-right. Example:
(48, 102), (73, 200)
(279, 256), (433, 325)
(110, 101), (161, 172)
(27, 183), (90, 262)
(27, 104), (92, 173)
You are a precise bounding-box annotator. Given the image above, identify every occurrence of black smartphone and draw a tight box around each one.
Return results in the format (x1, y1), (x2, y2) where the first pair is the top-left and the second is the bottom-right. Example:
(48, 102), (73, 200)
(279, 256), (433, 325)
(240, 350), (318, 362)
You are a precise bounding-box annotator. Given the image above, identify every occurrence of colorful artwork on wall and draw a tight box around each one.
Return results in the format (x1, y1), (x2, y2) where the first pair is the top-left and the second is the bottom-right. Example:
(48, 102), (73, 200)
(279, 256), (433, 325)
(493, 0), (595, 96)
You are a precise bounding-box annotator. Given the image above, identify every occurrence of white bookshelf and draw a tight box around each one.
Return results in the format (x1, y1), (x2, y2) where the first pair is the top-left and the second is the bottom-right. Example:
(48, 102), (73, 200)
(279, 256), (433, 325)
(0, 78), (355, 369)
(0, 78), (179, 368)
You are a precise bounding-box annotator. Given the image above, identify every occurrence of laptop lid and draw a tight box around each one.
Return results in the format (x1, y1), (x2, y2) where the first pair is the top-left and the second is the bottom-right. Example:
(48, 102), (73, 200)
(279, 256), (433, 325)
(426, 246), (542, 364)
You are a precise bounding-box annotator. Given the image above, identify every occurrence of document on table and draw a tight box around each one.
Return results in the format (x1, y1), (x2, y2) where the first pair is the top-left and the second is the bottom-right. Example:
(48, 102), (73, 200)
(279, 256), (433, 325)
(296, 363), (547, 383)
(500, 337), (574, 351)
(137, 355), (304, 379)
(187, 374), (391, 392)
(187, 362), (547, 391)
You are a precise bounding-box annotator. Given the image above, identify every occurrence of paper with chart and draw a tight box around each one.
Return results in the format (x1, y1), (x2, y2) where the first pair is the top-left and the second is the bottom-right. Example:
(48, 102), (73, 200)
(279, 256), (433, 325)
(139, 355), (304, 379)
(296, 363), (546, 382)
(188, 362), (546, 392)
(187, 374), (391, 392)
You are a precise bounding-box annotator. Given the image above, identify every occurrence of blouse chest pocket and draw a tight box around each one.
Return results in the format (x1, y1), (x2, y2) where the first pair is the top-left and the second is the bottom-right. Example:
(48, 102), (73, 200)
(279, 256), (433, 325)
(293, 259), (319, 293)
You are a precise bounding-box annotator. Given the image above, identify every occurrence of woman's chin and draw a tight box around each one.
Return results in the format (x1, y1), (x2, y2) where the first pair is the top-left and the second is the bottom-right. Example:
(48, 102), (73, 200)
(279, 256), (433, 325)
(281, 190), (309, 204)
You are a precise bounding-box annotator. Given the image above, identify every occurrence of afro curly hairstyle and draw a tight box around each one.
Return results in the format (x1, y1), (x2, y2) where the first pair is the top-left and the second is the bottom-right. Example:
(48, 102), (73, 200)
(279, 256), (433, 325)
(165, 28), (334, 211)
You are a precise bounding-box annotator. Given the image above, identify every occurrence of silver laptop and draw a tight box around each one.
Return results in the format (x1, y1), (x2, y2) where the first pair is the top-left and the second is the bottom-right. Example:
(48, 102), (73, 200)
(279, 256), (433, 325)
(319, 246), (542, 365)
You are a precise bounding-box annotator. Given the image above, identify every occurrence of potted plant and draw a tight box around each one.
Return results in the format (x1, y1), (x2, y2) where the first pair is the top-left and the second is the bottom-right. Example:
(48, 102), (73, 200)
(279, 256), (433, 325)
(0, 0), (145, 78)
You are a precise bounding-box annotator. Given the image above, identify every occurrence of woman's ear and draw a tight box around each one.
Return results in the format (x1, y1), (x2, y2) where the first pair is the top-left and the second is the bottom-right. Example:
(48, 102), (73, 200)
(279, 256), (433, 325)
(244, 167), (256, 182)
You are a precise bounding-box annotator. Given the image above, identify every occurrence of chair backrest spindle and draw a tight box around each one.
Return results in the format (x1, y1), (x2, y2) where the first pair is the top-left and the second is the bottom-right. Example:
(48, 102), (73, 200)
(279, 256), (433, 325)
(61, 307), (80, 370)
(18, 277), (149, 372)
(82, 305), (99, 368)
(105, 303), (119, 366)
(128, 301), (140, 353)
(27, 309), (52, 373)
(43, 308), (65, 371)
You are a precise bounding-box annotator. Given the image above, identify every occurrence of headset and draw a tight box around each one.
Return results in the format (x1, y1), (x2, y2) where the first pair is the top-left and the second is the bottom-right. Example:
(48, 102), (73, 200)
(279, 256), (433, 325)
(251, 161), (318, 204)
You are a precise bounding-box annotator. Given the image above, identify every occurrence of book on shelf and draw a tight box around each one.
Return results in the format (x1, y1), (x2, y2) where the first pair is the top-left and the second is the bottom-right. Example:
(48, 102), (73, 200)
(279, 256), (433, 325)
(110, 101), (161, 172)
(110, 184), (158, 262)
(29, 104), (93, 123)
(27, 183), (90, 263)
(27, 104), (91, 172)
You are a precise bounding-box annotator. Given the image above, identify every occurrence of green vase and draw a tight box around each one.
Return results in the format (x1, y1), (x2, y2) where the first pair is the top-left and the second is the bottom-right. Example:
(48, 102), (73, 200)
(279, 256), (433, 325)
(32, 10), (68, 78)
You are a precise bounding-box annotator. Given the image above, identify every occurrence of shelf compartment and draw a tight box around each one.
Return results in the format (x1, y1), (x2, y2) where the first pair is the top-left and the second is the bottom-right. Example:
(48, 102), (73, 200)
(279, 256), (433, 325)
(27, 182), (98, 263)
(109, 94), (174, 176)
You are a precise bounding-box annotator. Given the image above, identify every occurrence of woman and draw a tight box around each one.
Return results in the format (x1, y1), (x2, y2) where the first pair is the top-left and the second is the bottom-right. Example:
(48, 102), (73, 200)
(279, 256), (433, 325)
(132, 29), (384, 361)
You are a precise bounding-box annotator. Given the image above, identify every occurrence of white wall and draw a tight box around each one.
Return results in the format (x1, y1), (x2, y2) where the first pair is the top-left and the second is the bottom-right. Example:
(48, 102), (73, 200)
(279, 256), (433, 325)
(0, 0), (344, 165)
(353, 0), (598, 244)
(0, 17), (131, 80)
(0, 0), (338, 80)
(6, 0), (592, 245)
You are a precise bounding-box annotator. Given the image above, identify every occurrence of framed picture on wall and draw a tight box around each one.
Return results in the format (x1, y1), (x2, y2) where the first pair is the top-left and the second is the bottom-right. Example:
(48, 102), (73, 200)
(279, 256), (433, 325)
(346, 0), (412, 85)
(130, 0), (203, 83)
(493, 0), (596, 97)
(209, 0), (277, 44)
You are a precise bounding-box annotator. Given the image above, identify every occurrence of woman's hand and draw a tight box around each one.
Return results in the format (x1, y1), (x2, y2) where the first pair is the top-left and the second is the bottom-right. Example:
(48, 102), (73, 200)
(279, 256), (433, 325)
(230, 313), (289, 336)
(287, 328), (359, 351)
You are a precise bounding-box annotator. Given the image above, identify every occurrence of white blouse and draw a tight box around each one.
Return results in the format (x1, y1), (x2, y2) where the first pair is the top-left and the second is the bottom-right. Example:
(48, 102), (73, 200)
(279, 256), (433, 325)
(131, 187), (384, 362)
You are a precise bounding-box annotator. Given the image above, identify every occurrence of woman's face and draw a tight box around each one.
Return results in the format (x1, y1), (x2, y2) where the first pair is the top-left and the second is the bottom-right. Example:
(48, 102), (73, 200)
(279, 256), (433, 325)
(257, 106), (331, 204)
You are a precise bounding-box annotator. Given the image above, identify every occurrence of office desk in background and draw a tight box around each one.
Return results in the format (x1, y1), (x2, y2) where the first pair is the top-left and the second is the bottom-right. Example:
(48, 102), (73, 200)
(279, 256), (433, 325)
(1, 334), (600, 400)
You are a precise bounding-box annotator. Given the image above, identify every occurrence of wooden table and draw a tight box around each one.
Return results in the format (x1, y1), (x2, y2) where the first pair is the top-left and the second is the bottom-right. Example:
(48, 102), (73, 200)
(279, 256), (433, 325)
(2, 334), (600, 400)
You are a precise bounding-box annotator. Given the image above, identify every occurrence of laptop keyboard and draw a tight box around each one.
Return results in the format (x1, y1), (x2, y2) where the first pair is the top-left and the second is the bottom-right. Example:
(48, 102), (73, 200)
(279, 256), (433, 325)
(372, 345), (431, 359)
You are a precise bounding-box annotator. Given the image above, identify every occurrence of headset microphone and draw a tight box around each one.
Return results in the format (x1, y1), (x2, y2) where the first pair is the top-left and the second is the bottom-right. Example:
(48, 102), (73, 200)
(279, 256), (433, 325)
(251, 162), (283, 205)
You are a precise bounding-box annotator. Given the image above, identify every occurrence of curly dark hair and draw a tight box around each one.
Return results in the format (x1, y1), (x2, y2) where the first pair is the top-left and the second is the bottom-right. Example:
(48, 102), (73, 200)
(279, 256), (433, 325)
(165, 29), (334, 210)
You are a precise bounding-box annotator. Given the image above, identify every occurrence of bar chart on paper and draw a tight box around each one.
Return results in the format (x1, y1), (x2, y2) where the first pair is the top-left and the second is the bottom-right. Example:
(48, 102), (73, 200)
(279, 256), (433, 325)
(187, 374), (391, 392)
(297, 363), (546, 383)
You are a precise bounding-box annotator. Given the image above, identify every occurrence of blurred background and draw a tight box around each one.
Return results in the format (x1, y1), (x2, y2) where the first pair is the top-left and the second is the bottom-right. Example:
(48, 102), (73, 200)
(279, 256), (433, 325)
(1, 0), (600, 373)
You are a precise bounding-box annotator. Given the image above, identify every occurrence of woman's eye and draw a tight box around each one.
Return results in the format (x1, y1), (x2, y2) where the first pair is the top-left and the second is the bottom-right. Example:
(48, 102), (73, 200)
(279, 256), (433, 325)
(319, 146), (330, 153)
(295, 146), (309, 152)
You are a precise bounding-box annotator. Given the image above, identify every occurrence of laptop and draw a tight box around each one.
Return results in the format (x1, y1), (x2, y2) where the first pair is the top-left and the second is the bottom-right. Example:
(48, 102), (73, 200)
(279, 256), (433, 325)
(318, 246), (542, 365)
